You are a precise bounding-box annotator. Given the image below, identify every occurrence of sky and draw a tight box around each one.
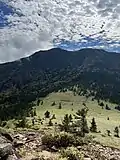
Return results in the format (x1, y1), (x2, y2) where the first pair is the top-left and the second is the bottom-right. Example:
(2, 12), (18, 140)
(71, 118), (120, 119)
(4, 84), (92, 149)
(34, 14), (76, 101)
(0, 0), (120, 63)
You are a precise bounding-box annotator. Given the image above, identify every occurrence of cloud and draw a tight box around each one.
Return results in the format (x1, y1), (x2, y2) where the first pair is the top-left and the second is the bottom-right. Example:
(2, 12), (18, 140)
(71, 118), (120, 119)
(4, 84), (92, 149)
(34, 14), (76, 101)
(0, 0), (120, 62)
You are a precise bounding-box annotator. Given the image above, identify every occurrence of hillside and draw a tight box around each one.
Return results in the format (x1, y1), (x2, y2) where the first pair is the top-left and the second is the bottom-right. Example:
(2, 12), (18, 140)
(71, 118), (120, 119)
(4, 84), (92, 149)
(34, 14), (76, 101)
(1, 48), (120, 120)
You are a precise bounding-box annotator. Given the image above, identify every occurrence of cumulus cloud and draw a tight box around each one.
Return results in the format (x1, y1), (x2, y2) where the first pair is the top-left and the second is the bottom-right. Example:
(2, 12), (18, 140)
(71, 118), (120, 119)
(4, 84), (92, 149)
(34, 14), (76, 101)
(0, 0), (120, 62)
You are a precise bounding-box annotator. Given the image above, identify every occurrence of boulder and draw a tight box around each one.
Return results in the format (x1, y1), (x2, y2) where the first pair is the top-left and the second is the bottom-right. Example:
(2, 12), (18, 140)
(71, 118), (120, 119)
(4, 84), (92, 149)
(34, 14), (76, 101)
(6, 154), (19, 160)
(1, 132), (13, 142)
(0, 143), (13, 158)
(13, 140), (24, 147)
(0, 135), (7, 144)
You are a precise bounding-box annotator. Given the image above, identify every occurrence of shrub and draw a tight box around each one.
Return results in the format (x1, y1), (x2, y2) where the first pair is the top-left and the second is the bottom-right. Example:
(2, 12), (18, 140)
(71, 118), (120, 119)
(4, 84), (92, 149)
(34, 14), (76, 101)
(51, 101), (56, 106)
(42, 132), (76, 148)
(15, 117), (28, 128)
(42, 132), (92, 149)
(60, 147), (84, 160)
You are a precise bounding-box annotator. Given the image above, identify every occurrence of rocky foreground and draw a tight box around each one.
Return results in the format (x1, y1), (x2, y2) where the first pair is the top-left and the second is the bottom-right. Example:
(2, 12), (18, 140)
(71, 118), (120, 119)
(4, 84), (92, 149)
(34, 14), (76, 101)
(1, 130), (120, 160)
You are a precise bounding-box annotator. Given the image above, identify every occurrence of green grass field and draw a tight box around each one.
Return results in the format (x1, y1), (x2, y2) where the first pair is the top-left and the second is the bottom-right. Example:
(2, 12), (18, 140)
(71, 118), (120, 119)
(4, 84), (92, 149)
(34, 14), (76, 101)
(35, 91), (120, 148)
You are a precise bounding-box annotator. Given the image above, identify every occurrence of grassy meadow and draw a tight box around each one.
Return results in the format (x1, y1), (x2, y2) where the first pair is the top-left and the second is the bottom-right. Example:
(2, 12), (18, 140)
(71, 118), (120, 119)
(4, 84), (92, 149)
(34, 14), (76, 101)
(35, 91), (120, 148)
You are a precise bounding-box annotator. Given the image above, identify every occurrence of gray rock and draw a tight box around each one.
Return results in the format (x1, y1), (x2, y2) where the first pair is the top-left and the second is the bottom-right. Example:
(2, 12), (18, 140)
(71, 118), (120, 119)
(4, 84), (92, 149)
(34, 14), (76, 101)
(13, 140), (24, 147)
(0, 136), (7, 144)
(0, 143), (13, 158)
(6, 154), (19, 160)
(1, 132), (13, 142)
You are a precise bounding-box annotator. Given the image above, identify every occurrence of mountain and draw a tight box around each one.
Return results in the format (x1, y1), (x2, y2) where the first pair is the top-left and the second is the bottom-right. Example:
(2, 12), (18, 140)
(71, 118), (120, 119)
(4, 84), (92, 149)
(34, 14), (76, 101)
(1, 48), (120, 120)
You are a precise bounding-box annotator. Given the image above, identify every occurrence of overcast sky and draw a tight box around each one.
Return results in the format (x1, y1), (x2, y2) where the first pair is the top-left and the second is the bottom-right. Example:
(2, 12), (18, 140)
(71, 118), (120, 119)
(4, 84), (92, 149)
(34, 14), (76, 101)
(0, 0), (120, 63)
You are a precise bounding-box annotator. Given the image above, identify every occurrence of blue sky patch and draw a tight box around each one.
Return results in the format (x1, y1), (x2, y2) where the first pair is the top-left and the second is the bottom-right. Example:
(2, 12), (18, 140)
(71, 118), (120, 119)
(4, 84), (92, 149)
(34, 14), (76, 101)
(0, 1), (14, 28)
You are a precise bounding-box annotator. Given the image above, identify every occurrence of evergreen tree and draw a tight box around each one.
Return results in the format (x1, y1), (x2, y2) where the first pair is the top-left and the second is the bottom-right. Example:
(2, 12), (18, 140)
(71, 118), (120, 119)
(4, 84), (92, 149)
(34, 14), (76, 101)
(48, 119), (53, 126)
(99, 102), (104, 107)
(16, 117), (27, 128)
(114, 126), (119, 137)
(37, 99), (40, 106)
(59, 102), (62, 109)
(51, 101), (56, 106)
(105, 104), (111, 110)
(41, 101), (43, 105)
(74, 108), (89, 137)
(32, 117), (35, 126)
(69, 114), (73, 122)
(44, 111), (50, 118)
(107, 130), (111, 136)
(51, 114), (56, 119)
(33, 108), (37, 116)
(90, 118), (97, 133)
(30, 110), (34, 117)
(62, 114), (71, 132)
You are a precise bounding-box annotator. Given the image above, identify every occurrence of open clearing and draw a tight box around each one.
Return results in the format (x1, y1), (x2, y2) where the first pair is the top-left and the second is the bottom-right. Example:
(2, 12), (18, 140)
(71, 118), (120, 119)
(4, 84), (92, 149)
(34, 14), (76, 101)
(36, 91), (120, 149)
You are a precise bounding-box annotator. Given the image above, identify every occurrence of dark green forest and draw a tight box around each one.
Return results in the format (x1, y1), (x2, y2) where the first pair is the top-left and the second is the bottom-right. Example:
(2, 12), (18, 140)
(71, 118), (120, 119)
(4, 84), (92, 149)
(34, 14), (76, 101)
(0, 48), (120, 120)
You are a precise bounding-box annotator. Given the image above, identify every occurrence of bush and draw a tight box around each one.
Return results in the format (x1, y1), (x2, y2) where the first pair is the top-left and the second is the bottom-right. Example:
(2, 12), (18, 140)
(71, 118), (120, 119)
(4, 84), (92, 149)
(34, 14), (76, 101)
(15, 117), (28, 128)
(42, 132), (76, 148)
(105, 104), (111, 110)
(51, 101), (56, 106)
(42, 132), (92, 149)
(99, 102), (104, 107)
(60, 147), (84, 160)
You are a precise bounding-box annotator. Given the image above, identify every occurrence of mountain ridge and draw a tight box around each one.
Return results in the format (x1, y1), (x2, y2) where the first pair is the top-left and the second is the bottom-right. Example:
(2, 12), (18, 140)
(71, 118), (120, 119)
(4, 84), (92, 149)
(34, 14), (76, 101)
(1, 48), (120, 120)
(0, 48), (119, 65)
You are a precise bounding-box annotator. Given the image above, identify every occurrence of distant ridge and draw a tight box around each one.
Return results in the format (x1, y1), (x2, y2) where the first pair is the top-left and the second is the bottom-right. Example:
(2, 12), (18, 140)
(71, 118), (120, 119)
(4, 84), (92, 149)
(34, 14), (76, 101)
(0, 48), (120, 120)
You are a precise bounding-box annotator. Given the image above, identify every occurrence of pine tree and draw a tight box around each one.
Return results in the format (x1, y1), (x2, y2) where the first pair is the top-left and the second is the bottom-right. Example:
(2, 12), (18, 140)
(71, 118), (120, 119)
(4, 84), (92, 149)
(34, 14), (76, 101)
(114, 126), (119, 137)
(51, 101), (56, 106)
(107, 130), (111, 136)
(33, 108), (37, 116)
(90, 118), (97, 133)
(16, 117), (27, 128)
(69, 114), (73, 122)
(59, 102), (62, 109)
(51, 114), (56, 119)
(62, 114), (71, 132)
(49, 119), (53, 126)
(74, 108), (89, 137)
(41, 101), (43, 105)
(37, 99), (40, 106)
(44, 111), (50, 118)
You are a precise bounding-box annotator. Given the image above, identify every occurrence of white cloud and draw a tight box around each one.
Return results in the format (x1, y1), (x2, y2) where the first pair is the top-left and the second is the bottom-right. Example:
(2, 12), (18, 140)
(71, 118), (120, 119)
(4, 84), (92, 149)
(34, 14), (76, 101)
(0, 0), (120, 62)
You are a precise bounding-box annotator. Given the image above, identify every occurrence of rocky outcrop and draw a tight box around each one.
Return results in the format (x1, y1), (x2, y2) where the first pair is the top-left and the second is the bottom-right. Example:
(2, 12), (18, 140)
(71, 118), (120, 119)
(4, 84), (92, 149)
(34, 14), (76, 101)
(1, 130), (120, 160)
(0, 134), (19, 160)
(78, 143), (120, 160)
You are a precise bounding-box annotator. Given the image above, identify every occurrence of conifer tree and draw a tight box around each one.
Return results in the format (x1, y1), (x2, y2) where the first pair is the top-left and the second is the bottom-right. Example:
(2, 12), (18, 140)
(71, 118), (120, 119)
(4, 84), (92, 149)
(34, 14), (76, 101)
(74, 108), (89, 137)
(44, 111), (50, 118)
(62, 114), (71, 132)
(59, 102), (62, 109)
(114, 126), (119, 137)
(90, 117), (97, 133)
(49, 119), (53, 126)
(69, 114), (73, 122)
